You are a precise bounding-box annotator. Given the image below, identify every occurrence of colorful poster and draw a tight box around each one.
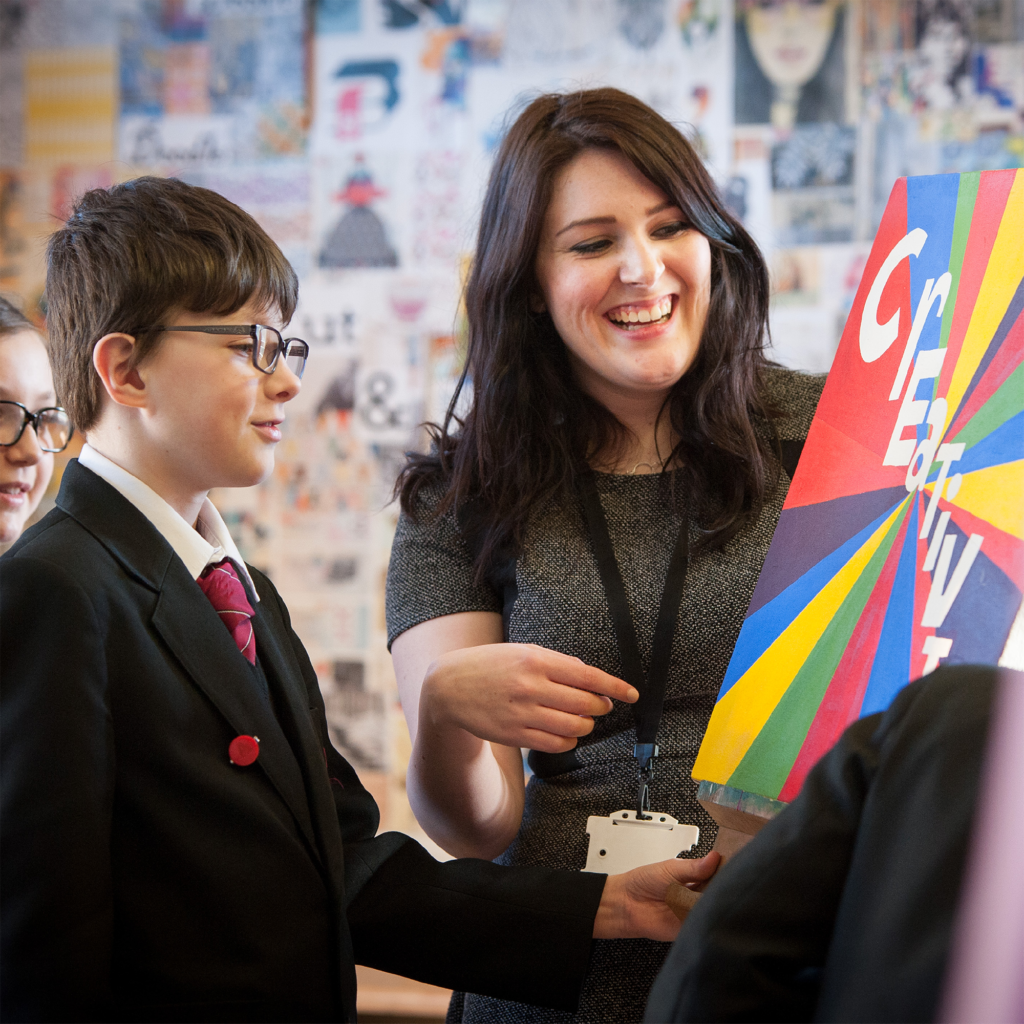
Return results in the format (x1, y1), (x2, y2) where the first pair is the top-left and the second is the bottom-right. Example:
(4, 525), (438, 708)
(118, 0), (306, 166)
(181, 160), (312, 274)
(694, 169), (1024, 803)
(24, 46), (117, 164)
(735, 0), (849, 131)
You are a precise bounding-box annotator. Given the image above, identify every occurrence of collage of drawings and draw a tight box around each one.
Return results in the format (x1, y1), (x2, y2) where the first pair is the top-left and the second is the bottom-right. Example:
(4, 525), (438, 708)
(0, 0), (1022, 836)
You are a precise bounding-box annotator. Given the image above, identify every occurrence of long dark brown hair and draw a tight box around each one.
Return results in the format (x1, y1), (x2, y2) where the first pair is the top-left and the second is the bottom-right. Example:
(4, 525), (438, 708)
(398, 88), (778, 575)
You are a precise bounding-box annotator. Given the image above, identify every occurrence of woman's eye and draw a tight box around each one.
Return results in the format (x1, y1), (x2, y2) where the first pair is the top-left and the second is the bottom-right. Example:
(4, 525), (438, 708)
(652, 221), (688, 239)
(569, 238), (612, 255)
(231, 342), (254, 355)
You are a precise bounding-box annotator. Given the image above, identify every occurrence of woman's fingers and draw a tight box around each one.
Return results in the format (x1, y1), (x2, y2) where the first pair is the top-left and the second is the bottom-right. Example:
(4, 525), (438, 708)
(536, 648), (638, 703)
(526, 704), (599, 738)
(530, 681), (612, 719)
(424, 642), (635, 749)
(518, 728), (582, 754)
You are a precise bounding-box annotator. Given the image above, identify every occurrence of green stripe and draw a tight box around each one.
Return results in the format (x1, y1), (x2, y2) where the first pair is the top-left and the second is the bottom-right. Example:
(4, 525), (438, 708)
(727, 499), (910, 799)
(952, 362), (1024, 449)
(940, 172), (979, 351)
(932, 173), (979, 405)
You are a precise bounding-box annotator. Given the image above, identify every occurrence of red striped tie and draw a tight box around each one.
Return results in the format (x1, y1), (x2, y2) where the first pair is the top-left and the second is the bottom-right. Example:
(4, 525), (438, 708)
(197, 559), (256, 665)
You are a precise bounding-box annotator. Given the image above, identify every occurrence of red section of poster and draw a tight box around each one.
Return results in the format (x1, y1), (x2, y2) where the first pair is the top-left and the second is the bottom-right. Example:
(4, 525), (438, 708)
(786, 416), (908, 508)
(814, 178), (911, 463)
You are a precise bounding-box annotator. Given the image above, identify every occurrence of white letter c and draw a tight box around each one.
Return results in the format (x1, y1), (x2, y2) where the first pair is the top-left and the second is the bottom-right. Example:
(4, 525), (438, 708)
(859, 228), (928, 363)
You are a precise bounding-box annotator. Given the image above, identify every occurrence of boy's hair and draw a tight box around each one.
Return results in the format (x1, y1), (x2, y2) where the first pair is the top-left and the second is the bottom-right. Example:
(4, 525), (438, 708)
(46, 176), (298, 431)
(0, 296), (36, 337)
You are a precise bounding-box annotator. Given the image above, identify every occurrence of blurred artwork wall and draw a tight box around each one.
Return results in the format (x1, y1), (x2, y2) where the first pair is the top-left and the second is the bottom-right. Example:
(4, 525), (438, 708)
(1, 0), (1022, 851)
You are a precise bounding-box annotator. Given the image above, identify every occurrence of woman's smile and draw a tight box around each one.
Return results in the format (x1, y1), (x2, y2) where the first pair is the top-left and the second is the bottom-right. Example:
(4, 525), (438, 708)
(605, 294), (675, 331)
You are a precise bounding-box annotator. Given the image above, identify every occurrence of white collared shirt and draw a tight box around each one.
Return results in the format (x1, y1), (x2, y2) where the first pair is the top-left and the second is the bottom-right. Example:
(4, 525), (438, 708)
(77, 444), (259, 601)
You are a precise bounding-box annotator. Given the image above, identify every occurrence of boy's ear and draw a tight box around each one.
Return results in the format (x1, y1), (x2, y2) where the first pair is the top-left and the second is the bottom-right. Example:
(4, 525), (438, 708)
(92, 333), (147, 410)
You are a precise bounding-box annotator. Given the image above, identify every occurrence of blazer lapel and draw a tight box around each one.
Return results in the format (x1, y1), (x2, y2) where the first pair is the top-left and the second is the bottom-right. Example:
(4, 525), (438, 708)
(57, 462), (321, 861)
(151, 565), (320, 860)
(251, 604), (346, 881)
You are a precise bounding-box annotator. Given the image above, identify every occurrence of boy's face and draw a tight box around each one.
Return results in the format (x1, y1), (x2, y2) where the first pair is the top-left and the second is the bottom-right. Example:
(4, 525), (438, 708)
(135, 300), (301, 493)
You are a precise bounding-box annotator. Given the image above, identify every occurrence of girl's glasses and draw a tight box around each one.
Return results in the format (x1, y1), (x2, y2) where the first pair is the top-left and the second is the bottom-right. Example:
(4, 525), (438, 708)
(0, 401), (74, 453)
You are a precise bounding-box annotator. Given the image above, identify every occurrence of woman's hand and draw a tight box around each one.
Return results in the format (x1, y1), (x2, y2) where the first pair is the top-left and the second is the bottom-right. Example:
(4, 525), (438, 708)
(392, 612), (636, 859)
(594, 852), (722, 941)
(421, 642), (638, 752)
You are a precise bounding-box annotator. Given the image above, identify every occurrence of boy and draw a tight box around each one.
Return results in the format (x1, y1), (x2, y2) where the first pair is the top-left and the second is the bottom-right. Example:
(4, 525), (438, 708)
(0, 177), (717, 1023)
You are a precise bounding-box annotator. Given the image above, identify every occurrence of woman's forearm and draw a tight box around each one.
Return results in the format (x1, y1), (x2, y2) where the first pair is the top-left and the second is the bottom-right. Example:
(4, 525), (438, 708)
(391, 612), (632, 858)
(406, 702), (525, 859)
(392, 612), (525, 858)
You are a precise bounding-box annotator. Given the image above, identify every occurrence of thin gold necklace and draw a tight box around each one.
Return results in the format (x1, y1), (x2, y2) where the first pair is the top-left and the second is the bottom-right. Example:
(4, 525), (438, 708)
(629, 459), (667, 475)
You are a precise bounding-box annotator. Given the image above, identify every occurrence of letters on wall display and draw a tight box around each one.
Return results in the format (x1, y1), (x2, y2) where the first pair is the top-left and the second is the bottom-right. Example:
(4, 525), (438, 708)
(693, 169), (1024, 812)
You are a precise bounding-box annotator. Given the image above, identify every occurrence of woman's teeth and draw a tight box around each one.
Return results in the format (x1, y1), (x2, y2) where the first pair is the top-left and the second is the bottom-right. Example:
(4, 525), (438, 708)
(608, 297), (673, 326)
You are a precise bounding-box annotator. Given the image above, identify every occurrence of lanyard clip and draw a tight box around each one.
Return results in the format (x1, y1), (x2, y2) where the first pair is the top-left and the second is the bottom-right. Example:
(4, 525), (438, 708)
(634, 743), (658, 821)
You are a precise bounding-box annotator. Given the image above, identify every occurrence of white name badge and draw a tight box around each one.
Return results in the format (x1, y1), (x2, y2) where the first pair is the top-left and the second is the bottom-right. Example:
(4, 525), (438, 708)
(583, 810), (699, 875)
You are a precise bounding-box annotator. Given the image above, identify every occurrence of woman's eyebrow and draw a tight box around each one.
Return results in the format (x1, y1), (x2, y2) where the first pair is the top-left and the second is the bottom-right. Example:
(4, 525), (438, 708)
(554, 201), (680, 237)
(555, 215), (615, 237)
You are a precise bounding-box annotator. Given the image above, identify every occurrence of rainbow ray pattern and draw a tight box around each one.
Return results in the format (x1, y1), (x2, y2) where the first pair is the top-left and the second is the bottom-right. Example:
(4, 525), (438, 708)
(693, 169), (1024, 803)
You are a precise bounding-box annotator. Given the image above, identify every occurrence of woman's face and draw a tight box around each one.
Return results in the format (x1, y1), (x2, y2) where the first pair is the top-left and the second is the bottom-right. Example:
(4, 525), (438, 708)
(0, 331), (57, 543)
(534, 147), (711, 410)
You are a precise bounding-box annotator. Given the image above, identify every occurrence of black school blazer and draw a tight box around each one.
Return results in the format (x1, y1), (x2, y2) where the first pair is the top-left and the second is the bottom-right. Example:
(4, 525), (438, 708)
(0, 461), (604, 1023)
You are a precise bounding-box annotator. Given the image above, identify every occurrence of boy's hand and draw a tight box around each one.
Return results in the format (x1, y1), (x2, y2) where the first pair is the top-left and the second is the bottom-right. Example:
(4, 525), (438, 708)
(593, 852), (721, 941)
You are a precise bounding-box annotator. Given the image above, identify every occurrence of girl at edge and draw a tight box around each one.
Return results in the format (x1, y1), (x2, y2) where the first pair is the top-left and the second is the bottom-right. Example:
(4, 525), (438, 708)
(385, 89), (826, 1024)
(0, 298), (72, 548)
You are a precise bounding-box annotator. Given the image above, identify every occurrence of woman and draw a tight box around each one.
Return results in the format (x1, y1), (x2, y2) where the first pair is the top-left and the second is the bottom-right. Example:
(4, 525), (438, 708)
(385, 89), (825, 1023)
(0, 298), (72, 546)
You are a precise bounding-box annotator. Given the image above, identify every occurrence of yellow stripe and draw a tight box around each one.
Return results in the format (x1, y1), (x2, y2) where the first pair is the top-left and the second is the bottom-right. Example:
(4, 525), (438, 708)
(950, 461), (1024, 540)
(692, 499), (908, 784)
(23, 142), (114, 161)
(23, 47), (117, 163)
(25, 98), (116, 120)
(946, 170), (1024, 417)
(24, 47), (115, 77)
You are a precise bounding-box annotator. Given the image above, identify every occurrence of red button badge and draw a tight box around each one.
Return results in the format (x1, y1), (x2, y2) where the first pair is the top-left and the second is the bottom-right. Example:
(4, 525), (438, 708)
(229, 735), (260, 766)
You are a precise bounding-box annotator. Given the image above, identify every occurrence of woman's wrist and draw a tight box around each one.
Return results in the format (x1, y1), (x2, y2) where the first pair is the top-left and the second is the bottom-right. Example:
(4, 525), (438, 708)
(407, 717), (522, 858)
(417, 660), (485, 750)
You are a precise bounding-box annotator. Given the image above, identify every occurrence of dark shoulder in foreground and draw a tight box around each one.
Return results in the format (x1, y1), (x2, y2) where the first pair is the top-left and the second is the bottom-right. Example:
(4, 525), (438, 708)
(760, 364), (827, 442)
(1, 506), (109, 582)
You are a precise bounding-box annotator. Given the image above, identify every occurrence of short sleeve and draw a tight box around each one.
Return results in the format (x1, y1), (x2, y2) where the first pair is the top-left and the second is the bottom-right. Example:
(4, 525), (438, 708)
(385, 483), (502, 648)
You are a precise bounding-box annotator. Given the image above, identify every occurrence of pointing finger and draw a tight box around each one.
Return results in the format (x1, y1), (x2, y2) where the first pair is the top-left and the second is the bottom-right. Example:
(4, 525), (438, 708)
(543, 652), (638, 703)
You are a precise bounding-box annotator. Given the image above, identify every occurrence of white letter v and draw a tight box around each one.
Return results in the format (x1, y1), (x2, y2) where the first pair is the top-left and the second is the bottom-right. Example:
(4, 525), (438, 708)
(921, 533), (983, 629)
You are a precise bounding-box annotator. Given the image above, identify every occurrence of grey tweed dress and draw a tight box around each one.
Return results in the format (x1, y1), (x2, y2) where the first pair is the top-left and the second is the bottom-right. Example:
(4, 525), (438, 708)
(385, 367), (826, 1024)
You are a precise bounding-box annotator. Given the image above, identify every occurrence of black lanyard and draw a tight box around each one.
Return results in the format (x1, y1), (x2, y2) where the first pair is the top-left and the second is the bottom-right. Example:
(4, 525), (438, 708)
(579, 469), (689, 819)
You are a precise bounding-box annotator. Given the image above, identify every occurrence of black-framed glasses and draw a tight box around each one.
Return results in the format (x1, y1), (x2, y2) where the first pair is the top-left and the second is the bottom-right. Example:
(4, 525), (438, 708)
(145, 325), (309, 379)
(0, 401), (74, 452)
